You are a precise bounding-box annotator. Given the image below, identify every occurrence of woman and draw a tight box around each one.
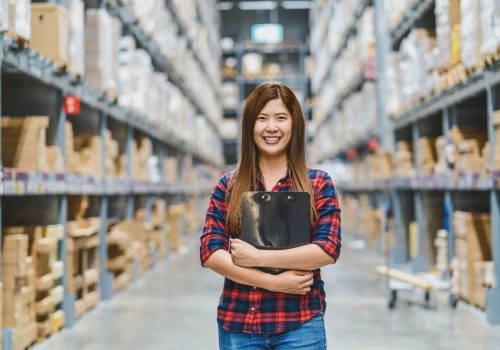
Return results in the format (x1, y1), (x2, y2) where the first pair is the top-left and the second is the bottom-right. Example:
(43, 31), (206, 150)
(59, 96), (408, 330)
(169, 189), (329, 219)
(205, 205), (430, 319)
(200, 83), (341, 349)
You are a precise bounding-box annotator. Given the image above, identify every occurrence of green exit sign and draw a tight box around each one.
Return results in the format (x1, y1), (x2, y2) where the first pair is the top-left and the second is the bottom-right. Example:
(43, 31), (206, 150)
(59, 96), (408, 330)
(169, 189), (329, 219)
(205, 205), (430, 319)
(251, 24), (283, 44)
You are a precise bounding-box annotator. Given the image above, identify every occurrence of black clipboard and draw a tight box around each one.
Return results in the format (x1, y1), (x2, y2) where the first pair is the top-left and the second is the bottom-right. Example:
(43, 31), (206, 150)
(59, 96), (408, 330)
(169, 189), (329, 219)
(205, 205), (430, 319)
(239, 191), (311, 274)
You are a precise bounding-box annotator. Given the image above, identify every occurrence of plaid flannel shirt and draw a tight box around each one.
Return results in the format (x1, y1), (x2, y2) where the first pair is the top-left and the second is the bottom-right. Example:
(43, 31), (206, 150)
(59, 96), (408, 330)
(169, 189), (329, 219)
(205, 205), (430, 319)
(200, 167), (342, 334)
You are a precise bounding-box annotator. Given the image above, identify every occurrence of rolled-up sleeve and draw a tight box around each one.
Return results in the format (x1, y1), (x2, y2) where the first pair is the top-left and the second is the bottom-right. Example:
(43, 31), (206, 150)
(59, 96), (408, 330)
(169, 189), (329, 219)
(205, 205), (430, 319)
(311, 172), (342, 262)
(200, 173), (231, 266)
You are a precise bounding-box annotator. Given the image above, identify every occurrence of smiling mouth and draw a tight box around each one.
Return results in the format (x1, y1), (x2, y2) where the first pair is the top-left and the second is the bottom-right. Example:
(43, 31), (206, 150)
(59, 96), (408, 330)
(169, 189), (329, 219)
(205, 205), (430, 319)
(263, 136), (281, 144)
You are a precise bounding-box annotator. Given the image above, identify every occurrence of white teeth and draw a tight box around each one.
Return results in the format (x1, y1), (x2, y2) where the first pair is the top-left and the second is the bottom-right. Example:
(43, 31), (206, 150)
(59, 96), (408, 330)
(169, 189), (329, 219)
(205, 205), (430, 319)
(264, 137), (280, 141)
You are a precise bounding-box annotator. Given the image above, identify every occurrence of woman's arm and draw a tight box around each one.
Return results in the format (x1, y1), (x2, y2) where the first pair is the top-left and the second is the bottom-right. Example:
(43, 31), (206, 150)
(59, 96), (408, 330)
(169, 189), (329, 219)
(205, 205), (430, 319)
(230, 240), (335, 271)
(204, 249), (314, 294)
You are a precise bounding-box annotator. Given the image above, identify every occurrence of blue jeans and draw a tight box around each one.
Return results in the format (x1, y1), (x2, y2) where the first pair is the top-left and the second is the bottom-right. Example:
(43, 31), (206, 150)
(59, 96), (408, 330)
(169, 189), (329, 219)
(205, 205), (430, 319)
(218, 312), (327, 350)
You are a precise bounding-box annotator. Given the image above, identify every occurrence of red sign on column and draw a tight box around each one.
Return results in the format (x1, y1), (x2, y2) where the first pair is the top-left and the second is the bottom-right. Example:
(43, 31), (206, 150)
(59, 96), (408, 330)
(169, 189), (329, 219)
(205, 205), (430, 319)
(64, 96), (81, 115)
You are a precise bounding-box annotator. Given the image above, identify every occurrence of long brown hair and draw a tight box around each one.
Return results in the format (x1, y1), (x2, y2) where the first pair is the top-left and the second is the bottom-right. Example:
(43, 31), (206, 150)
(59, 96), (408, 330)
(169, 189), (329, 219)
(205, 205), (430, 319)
(226, 83), (317, 235)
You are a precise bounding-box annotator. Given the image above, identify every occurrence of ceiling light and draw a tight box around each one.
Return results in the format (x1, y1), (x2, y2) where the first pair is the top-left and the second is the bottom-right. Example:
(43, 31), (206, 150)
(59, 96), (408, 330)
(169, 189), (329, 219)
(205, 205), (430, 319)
(282, 1), (312, 10)
(218, 2), (234, 10)
(239, 1), (278, 11)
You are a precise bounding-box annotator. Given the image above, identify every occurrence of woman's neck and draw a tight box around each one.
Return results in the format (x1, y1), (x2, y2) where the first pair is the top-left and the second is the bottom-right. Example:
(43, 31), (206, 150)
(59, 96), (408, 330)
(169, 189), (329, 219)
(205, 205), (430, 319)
(259, 154), (288, 177)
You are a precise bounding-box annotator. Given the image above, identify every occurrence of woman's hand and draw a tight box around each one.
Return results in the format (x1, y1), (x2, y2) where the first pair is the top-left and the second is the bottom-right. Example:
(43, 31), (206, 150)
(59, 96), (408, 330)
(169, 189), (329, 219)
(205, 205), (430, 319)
(230, 238), (262, 267)
(269, 270), (314, 295)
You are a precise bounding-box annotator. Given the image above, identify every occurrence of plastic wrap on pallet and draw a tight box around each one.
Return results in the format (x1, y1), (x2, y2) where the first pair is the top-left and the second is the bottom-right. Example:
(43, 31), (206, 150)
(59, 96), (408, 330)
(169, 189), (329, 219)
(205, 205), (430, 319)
(117, 36), (136, 110)
(435, 0), (461, 69)
(479, 0), (500, 56)
(64, 0), (85, 77)
(7, 0), (31, 41)
(132, 49), (152, 117)
(85, 9), (116, 92)
(460, 0), (482, 69)
(0, 0), (8, 31)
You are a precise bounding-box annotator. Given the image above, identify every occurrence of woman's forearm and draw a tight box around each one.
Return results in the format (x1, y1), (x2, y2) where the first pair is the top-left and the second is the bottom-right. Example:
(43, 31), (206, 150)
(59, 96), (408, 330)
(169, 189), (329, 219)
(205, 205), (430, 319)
(204, 249), (275, 289)
(258, 244), (335, 271)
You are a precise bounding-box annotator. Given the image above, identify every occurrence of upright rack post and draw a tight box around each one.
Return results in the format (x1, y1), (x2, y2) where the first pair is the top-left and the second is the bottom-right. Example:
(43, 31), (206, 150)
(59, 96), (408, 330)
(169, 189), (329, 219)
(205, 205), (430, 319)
(486, 73), (500, 323)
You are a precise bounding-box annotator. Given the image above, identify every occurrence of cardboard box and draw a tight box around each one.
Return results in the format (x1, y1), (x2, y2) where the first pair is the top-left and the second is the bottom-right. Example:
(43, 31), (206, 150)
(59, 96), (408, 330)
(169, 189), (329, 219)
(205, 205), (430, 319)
(2, 116), (50, 171)
(165, 156), (178, 183)
(31, 3), (69, 67)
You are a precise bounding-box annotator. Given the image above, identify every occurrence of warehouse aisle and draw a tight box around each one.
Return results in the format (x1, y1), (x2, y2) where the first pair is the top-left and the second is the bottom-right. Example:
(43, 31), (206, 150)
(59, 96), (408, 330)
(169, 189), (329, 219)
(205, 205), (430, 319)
(34, 239), (500, 350)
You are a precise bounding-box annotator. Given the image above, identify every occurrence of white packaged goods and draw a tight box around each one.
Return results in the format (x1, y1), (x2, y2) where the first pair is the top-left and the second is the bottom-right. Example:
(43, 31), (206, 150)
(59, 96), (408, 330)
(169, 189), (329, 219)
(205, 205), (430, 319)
(132, 49), (152, 116)
(242, 53), (264, 78)
(7, 0), (31, 41)
(117, 36), (136, 110)
(222, 83), (239, 109)
(85, 9), (115, 92)
(460, 0), (482, 68)
(398, 29), (437, 110)
(435, 0), (461, 69)
(64, 0), (85, 77)
(0, 0), (8, 31)
(479, 0), (500, 55)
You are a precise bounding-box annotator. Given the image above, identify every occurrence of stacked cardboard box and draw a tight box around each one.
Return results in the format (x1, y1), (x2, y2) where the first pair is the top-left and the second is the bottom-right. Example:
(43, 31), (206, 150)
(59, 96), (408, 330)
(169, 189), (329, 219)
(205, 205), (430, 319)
(394, 141), (414, 177)
(73, 135), (101, 176)
(105, 130), (121, 178)
(452, 211), (492, 308)
(2, 116), (50, 172)
(368, 151), (393, 180)
(6, 0), (31, 42)
(129, 209), (153, 273)
(67, 196), (100, 317)
(493, 110), (500, 170)
(358, 195), (379, 250)
(340, 195), (359, 238)
(164, 156), (179, 183)
(419, 137), (438, 175)
(449, 125), (487, 173)
(107, 221), (132, 292)
(434, 229), (449, 277)
(132, 137), (152, 181)
(474, 261), (495, 308)
(2, 234), (37, 350)
(151, 199), (166, 260)
(167, 204), (186, 252)
(30, 3), (69, 68)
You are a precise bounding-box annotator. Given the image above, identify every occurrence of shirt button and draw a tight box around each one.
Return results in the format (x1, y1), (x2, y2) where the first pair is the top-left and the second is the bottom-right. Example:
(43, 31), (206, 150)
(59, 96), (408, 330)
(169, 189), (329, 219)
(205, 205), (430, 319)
(277, 182), (282, 186)
(253, 286), (257, 290)
(251, 307), (255, 312)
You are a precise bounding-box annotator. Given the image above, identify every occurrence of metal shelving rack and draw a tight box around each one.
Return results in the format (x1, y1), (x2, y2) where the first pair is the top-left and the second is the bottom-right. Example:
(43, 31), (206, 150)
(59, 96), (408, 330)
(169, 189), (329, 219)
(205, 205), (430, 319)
(311, 0), (500, 323)
(0, 1), (223, 348)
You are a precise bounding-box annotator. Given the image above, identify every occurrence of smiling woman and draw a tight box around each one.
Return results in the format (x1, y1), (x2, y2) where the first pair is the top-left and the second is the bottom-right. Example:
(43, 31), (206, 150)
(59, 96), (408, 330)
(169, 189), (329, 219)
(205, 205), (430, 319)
(200, 83), (342, 350)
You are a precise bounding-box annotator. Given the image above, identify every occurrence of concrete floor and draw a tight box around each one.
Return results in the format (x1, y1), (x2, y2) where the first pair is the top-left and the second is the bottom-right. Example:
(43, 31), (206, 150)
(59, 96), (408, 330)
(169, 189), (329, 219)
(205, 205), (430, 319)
(34, 239), (500, 350)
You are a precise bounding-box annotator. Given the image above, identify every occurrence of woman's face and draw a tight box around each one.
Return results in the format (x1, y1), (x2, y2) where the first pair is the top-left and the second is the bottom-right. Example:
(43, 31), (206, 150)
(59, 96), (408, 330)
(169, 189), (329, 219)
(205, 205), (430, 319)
(253, 98), (292, 158)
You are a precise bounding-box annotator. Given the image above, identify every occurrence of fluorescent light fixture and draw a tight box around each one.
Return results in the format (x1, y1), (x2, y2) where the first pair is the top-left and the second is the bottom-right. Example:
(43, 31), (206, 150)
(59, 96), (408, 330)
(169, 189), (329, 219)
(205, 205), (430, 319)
(218, 2), (234, 10)
(282, 1), (312, 9)
(239, 1), (278, 11)
(251, 24), (283, 44)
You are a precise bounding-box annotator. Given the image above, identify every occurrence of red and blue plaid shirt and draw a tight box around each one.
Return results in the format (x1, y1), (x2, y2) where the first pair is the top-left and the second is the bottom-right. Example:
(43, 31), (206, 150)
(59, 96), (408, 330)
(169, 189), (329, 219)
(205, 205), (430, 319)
(200, 167), (341, 334)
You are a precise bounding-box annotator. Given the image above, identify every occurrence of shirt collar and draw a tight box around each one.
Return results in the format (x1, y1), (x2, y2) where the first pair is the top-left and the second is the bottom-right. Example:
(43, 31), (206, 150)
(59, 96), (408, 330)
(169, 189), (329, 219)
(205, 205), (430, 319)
(256, 166), (291, 182)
